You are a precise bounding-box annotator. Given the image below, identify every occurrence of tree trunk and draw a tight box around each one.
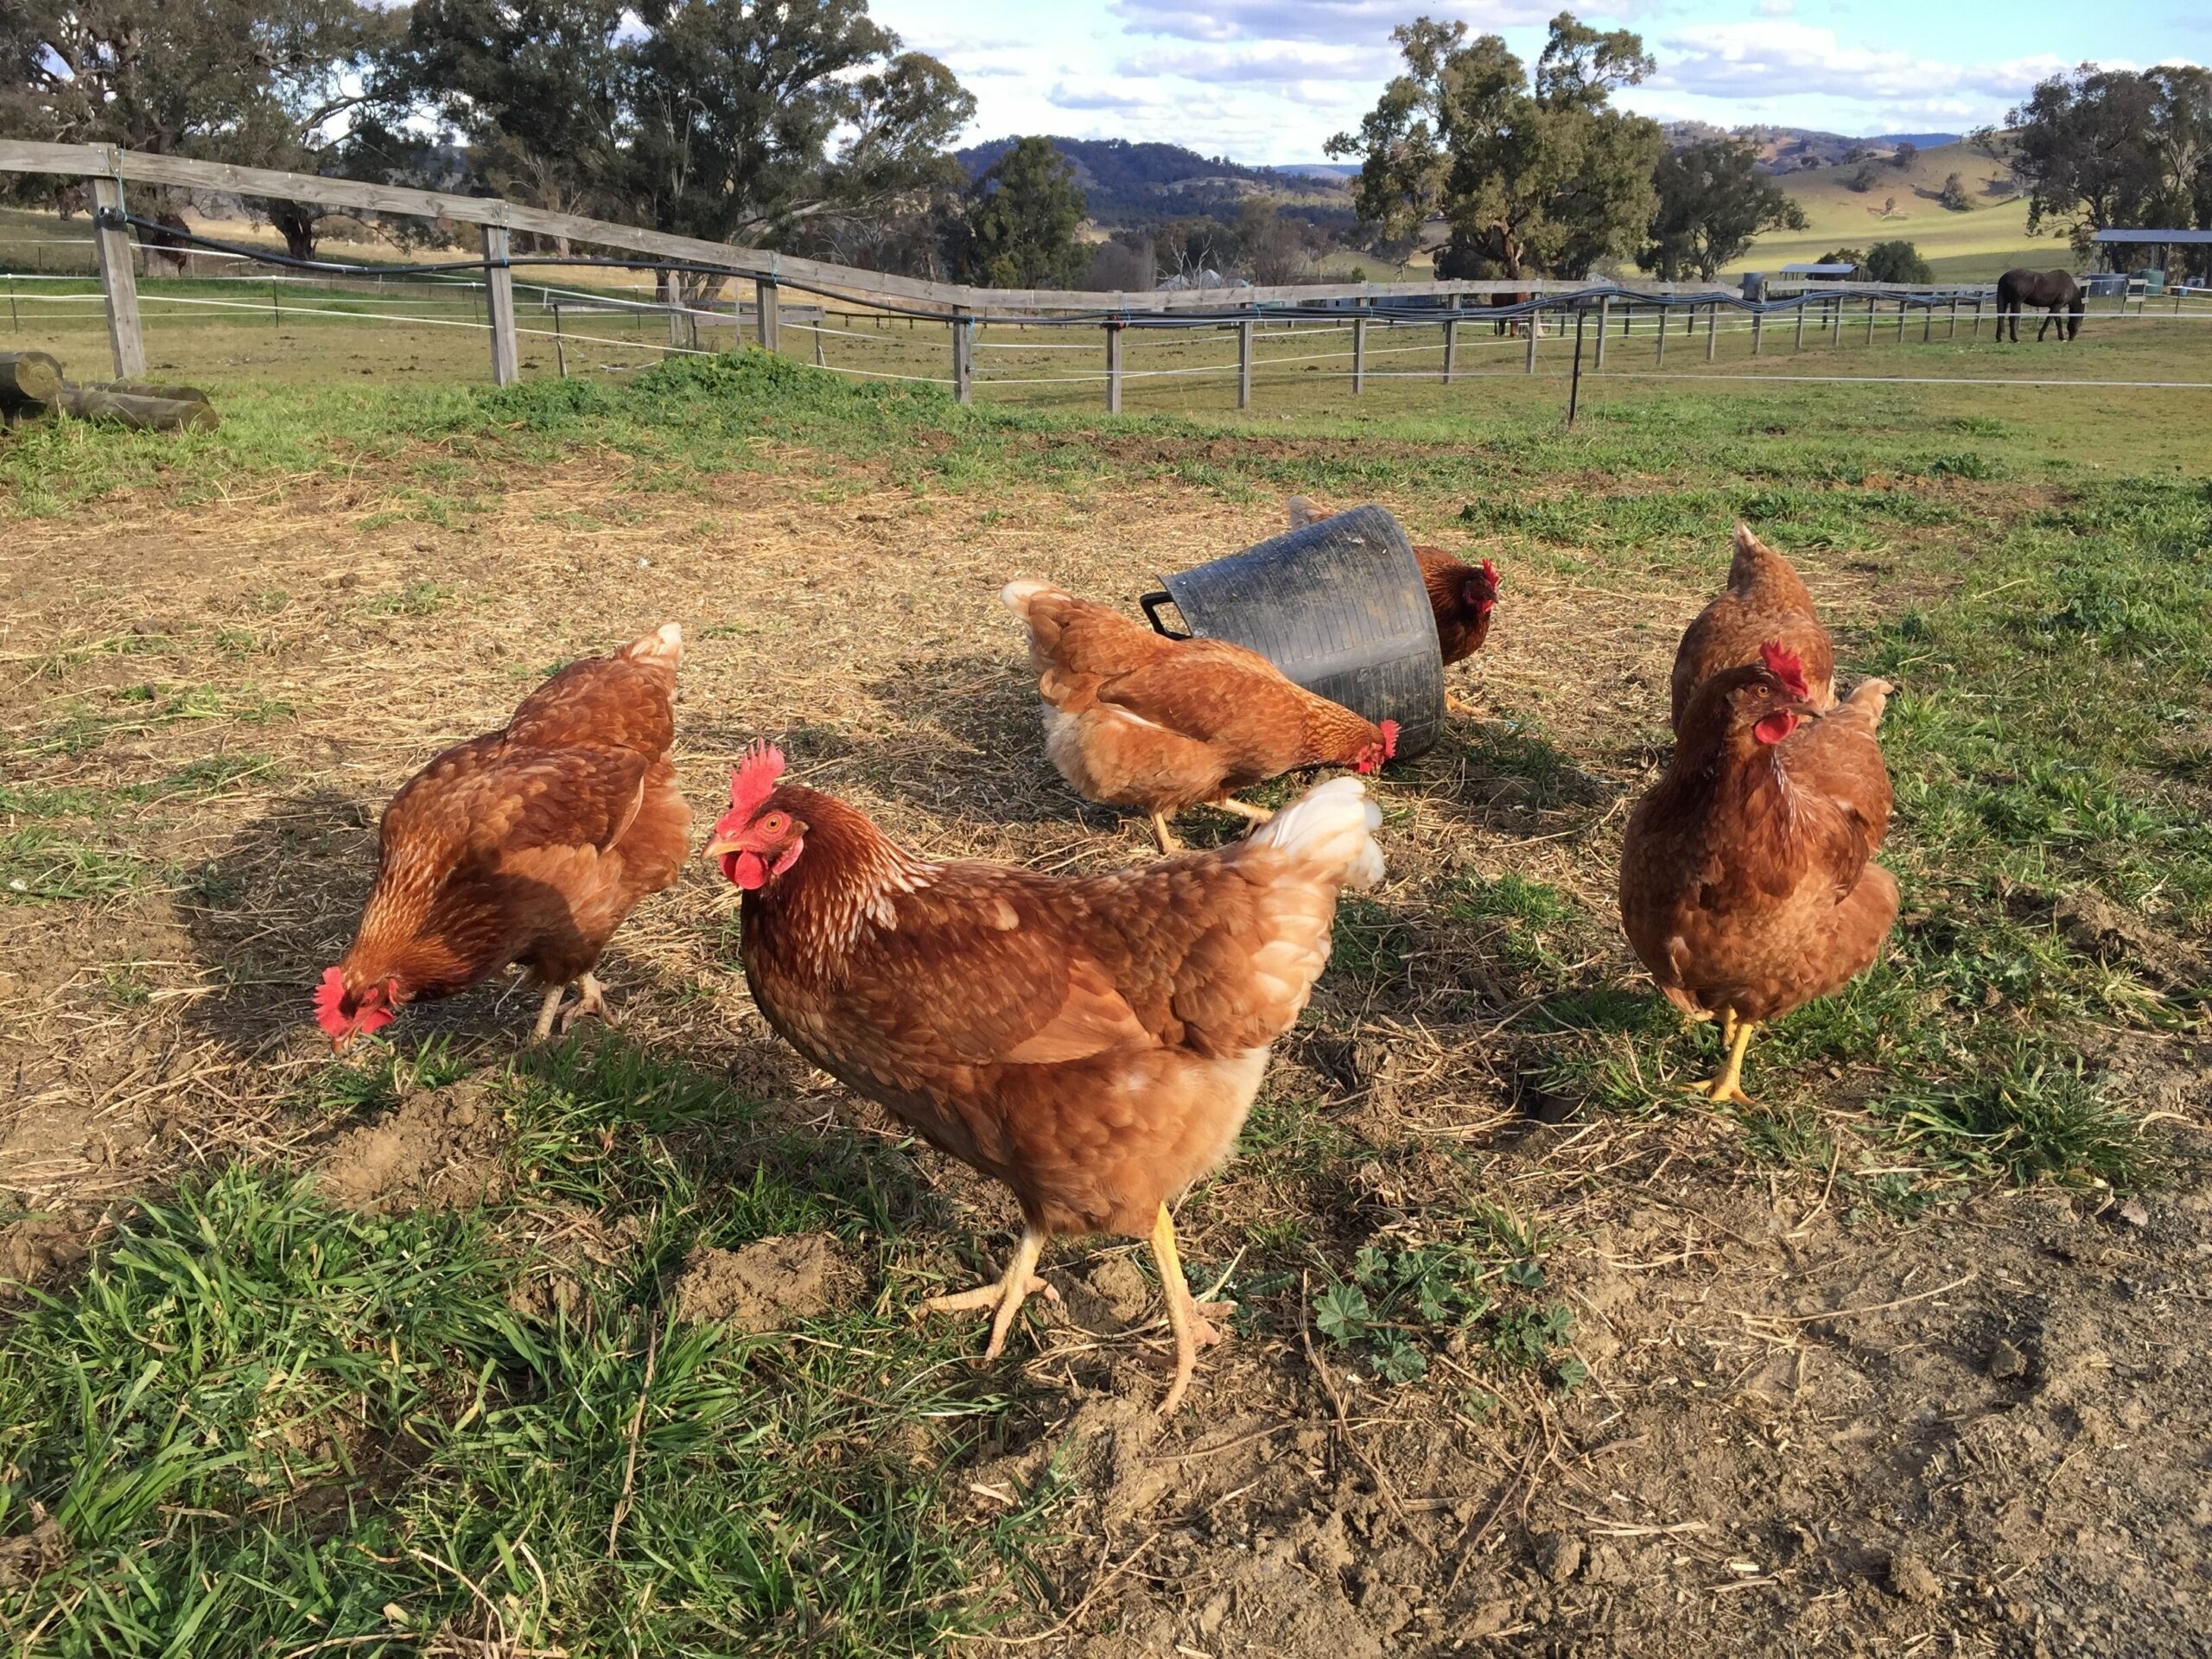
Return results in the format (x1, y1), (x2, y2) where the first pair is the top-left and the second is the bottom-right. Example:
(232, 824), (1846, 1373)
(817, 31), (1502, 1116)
(260, 200), (321, 264)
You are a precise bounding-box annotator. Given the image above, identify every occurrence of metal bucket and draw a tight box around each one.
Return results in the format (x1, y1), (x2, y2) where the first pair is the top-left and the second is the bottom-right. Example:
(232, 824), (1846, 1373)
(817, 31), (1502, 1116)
(1140, 504), (1446, 759)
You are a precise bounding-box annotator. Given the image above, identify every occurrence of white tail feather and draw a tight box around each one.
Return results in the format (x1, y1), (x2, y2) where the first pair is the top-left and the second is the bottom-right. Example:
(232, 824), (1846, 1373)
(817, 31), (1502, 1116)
(625, 621), (684, 666)
(1249, 775), (1385, 891)
(1000, 578), (1057, 617)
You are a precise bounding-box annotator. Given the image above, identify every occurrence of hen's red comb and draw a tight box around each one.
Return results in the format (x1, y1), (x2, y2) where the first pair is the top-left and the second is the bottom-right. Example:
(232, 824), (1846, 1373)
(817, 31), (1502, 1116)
(728, 741), (787, 822)
(314, 966), (348, 1036)
(1379, 719), (1400, 760)
(1478, 558), (1498, 591)
(1760, 641), (1810, 701)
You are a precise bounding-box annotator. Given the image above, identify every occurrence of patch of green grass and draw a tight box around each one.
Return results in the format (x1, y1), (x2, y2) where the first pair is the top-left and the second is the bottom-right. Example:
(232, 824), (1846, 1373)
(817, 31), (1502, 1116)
(365, 580), (457, 614)
(1444, 871), (1586, 986)
(0, 828), (147, 902)
(1866, 1049), (2156, 1188)
(0, 1083), (1061, 1655)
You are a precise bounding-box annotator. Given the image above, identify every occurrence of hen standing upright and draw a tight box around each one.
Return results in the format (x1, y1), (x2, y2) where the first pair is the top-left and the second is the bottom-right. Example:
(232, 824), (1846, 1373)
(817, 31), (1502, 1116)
(705, 745), (1386, 1414)
(316, 624), (690, 1046)
(1669, 524), (1838, 731)
(1002, 580), (1395, 852)
(1621, 643), (1897, 1103)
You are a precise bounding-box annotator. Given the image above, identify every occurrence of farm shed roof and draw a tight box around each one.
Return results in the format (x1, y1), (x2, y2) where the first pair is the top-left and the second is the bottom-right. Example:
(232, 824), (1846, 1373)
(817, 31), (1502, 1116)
(2094, 229), (2212, 244)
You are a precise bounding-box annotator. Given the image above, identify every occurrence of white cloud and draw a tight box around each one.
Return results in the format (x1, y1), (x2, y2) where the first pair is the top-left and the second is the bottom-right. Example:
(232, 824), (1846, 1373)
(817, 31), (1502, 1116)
(1108, 0), (1553, 46)
(1656, 22), (2069, 120)
(1120, 40), (1395, 83)
(1047, 79), (1175, 111)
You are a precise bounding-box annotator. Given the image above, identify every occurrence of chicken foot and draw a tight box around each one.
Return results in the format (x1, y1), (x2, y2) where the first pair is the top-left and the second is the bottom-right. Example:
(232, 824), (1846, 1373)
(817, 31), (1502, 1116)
(1148, 1203), (1234, 1417)
(1683, 1007), (1741, 1046)
(1687, 1015), (1758, 1107)
(531, 973), (609, 1041)
(1148, 811), (1184, 855)
(918, 1225), (1062, 1362)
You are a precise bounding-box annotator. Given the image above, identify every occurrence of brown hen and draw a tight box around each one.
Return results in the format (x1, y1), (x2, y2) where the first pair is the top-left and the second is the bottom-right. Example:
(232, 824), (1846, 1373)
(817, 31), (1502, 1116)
(316, 624), (690, 1046)
(1620, 643), (1896, 1103)
(1669, 523), (1838, 730)
(706, 747), (1385, 1414)
(1002, 580), (1395, 851)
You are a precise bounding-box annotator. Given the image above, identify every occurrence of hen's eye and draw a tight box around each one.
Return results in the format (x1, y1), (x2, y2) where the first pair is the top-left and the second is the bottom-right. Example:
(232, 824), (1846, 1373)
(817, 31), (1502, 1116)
(761, 813), (787, 835)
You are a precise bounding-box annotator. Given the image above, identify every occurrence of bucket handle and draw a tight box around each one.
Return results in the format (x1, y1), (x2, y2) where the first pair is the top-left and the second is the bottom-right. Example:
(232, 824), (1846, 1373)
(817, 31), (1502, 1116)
(1139, 590), (1189, 639)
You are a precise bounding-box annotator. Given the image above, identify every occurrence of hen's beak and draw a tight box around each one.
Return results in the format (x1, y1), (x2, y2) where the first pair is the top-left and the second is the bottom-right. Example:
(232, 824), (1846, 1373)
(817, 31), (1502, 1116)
(702, 834), (741, 862)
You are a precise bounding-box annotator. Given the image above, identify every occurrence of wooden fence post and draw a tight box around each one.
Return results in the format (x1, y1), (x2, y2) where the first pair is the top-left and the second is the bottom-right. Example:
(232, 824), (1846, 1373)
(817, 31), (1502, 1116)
(1948, 296), (1958, 339)
(1706, 302), (1717, 361)
(89, 172), (146, 381)
(1237, 318), (1253, 410)
(1896, 300), (1907, 342)
(755, 277), (779, 353)
(1593, 294), (1609, 368)
(1105, 319), (1122, 413)
(1751, 307), (1764, 356)
(482, 226), (518, 385)
(1866, 296), (1877, 344)
(552, 304), (567, 378)
(952, 308), (972, 404)
(1441, 315), (1456, 385)
(1827, 295), (1840, 346)
(1794, 298), (1807, 351)
(1972, 296), (1982, 336)
(1922, 302), (1933, 344)
(1525, 306), (1538, 374)
(1351, 308), (1367, 394)
(1654, 305), (1666, 365)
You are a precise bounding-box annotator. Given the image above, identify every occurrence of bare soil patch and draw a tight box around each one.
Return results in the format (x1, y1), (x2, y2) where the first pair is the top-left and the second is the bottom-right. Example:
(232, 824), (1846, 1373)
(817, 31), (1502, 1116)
(672, 1233), (859, 1332)
(315, 1077), (505, 1214)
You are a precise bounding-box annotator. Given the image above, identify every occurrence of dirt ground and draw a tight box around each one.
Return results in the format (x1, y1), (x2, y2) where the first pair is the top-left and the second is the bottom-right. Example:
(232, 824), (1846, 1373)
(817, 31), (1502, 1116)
(3, 448), (2208, 1656)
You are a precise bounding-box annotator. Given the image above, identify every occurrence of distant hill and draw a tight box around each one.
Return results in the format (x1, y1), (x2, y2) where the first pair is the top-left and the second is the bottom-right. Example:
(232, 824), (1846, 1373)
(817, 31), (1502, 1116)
(1740, 137), (2050, 280)
(1662, 122), (1966, 175)
(954, 137), (1352, 229)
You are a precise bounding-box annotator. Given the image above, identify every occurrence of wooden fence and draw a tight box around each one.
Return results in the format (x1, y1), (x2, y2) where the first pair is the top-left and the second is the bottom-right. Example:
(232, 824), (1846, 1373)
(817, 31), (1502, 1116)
(0, 141), (2055, 409)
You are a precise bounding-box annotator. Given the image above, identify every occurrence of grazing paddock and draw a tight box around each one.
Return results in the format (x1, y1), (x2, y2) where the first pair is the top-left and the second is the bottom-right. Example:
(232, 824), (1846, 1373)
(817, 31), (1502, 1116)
(1, 351), (2208, 1657)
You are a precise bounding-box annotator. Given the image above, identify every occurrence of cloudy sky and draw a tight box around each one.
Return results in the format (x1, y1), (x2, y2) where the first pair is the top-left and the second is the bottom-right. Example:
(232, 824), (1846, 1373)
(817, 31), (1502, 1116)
(868, 0), (2208, 163)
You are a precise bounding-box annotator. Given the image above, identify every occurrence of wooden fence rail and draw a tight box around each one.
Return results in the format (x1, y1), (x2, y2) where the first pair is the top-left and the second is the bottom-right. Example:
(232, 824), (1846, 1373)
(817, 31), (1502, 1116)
(1, 141), (2014, 403)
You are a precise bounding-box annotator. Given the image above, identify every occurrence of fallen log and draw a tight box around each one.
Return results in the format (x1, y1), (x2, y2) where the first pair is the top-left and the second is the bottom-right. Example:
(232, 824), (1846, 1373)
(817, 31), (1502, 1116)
(0, 351), (64, 412)
(55, 385), (221, 433)
(101, 380), (212, 406)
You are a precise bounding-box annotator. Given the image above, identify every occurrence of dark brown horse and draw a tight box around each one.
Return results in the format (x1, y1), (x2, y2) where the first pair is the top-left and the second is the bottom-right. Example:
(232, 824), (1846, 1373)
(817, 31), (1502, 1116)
(1995, 268), (2085, 342)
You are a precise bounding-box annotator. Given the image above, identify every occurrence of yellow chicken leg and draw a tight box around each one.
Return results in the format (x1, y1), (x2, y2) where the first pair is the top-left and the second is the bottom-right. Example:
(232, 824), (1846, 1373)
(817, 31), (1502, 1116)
(1148, 1203), (1234, 1417)
(1148, 811), (1184, 855)
(1687, 1016), (1758, 1107)
(1213, 798), (1274, 825)
(918, 1225), (1060, 1362)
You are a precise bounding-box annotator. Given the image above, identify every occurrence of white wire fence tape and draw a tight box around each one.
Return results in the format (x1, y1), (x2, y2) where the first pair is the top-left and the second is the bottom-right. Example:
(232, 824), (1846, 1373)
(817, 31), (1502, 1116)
(1593, 371), (2212, 390)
